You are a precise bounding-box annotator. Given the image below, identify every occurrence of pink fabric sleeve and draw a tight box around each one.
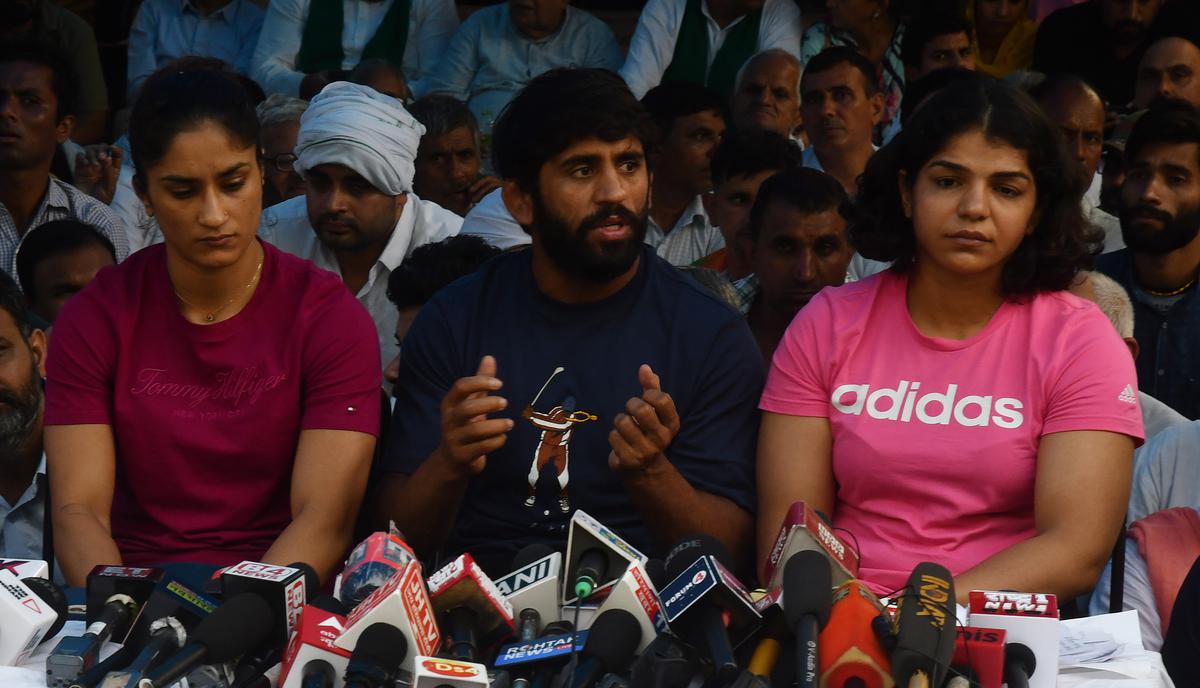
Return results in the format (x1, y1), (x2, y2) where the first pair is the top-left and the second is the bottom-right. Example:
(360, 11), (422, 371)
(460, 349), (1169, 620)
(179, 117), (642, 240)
(44, 281), (118, 426)
(299, 287), (382, 436)
(760, 290), (833, 417)
(1041, 307), (1145, 444)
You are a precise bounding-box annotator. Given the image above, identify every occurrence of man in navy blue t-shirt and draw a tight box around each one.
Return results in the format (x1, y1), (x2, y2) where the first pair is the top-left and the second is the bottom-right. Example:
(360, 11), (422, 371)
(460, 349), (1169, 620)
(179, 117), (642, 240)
(376, 68), (764, 576)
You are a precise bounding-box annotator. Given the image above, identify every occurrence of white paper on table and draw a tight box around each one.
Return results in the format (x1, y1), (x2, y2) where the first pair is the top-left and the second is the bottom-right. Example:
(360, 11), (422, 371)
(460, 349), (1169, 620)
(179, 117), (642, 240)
(1058, 611), (1175, 688)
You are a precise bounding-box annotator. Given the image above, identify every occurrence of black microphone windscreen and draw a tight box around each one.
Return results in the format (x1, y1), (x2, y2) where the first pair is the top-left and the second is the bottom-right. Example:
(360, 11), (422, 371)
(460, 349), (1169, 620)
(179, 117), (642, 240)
(664, 535), (731, 580)
(781, 550), (832, 629)
(192, 593), (275, 662)
(1005, 642), (1036, 674)
(22, 576), (68, 639)
(310, 594), (349, 615)
(584, 609), (643, 671)
(643, 559), (666, 589)
(511, 544), (556, 571)
(351, 622), (408, 668)
(892, 562), (956, 685)
(287, 562), (320, 602)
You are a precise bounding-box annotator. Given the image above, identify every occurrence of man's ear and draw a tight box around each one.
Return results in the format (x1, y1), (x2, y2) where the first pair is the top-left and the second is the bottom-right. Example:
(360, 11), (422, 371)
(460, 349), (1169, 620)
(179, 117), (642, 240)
(29, 329), (47, 379)
(55, 114), (75, 145)
(134, 174), (154, 218)
(898, 170), (912, 219)
(501, 180), (534, 226)
(870, 92), (885, 126)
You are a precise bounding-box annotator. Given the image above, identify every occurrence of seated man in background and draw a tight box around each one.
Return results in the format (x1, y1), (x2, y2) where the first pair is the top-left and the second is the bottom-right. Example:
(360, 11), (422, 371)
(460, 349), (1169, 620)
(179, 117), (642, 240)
(15, 220), (115, 325)
(1135, 37), (1200, 110)
(0, 43), (128, 277)
(384, 234), (501, 386)
(0, 0), (107, 143)
(620, 0), (802, 100)
(641, 82), (727, 266)
(409, 94), (500, 217)
(696, 127), (802, 282)
(420, 0), (622, 135)
(799, 47), (882, 196)
(743, 168), (853, 363)
(0, 271), (53, 575)
(901, 12), (976, 82)
(261, 82), (461, 379)
(376, 68), (763, 575)
(729, 49), (802, 140)
(251, 0), (458, 97)
(258, 94), (309, 208)
(125, 0), (265, 100)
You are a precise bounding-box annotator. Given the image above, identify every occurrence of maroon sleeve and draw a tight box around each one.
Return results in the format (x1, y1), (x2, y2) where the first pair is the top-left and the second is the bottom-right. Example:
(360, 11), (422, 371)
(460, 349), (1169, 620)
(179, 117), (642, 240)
(44, 271), (120, 426)
(299, 277), (382, 436)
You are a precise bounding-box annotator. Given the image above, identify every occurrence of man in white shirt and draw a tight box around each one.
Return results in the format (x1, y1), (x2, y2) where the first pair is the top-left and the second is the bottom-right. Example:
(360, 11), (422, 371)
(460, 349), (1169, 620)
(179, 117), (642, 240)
(641, 81), (727, 266)
(260, 83), (460, 379)
(730, 48), (802, 139)
(799, 47), (882, 197)
(620, 0), (801, 100)
(251, 0), (457, 97)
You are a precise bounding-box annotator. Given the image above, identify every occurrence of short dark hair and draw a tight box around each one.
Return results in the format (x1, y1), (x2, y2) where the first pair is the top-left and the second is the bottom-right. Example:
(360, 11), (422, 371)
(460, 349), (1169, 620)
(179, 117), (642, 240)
(1124, 100), (1200, 169)
(711, 128), (804, 186)
(387, 235), (501, 309)
(409, 94), (480, 141)
(0, 268), (32, 340)
(492, 68), (657, 191)
(129, 66), (260, 189)
(1028, 73), (1102, 108)
(851, 78), (1098, 295)
(641, 81), (727, 142)
(0, 41), (78, 120)
(748, 168), (850, 239)
(901, 13), (972, 69)
(901, 68), (991, 126)
(16, 220), (116, 303)
(801, 47), (879, 98)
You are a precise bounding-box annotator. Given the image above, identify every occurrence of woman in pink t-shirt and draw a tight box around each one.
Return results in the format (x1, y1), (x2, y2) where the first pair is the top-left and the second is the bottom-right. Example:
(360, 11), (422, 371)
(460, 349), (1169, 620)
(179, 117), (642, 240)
(757, 79), (1144, 599)
(44, 68), (381, 586)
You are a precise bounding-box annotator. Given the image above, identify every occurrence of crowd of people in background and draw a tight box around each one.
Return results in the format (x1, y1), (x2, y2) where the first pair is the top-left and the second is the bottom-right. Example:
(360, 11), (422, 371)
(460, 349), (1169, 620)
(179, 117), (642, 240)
(3, 0), (1200, 680)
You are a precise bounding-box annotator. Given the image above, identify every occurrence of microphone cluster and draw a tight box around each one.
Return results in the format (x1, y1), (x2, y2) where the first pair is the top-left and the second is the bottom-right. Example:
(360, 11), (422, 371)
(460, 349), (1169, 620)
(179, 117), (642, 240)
(6, 504), (1064, 688)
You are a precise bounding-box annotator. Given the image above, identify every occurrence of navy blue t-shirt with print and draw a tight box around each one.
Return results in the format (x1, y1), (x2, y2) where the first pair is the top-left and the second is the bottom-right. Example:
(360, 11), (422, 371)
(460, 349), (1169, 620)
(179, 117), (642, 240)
(382, 245), (764, 576)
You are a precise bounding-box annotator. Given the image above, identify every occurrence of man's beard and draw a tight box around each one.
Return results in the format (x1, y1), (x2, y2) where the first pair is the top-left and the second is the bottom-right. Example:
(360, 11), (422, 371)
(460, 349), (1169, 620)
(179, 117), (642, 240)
(532, 192), (648, 284)
(1120, 203), (1200, 255)
(0, 361), (42, 454)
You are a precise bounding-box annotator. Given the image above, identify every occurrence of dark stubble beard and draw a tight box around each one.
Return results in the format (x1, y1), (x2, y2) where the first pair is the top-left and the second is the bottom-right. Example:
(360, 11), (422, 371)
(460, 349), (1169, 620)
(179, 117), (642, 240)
(532, 192), (649, 284)
(1120, 203), (1200, 255)
(0, 359), (42, 454)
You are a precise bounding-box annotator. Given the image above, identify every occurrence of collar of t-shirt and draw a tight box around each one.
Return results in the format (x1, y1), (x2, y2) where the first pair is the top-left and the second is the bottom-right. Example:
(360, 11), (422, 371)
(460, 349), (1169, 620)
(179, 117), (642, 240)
(520, 243), (652, 326)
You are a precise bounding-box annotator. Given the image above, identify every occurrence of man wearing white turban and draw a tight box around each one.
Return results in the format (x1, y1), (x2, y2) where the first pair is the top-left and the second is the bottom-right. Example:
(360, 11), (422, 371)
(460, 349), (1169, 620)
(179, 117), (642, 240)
(261, 82), (461, 383)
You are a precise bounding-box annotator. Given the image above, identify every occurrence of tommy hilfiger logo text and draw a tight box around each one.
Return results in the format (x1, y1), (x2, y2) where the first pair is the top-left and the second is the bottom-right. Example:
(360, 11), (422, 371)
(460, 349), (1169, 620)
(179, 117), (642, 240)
(831, 381), (1024, 429)
(131, 367), (287, 408)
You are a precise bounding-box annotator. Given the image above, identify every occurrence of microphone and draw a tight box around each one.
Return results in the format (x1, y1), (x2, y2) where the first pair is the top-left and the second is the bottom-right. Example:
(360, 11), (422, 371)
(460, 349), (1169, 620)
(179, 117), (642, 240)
(229, 562), (322, 688)
(762, 502), (858, 591)
(428, 553), (516, 661)
(593, 560), (668, 653)
(966, 591), (1059, 688)
(137, 592), (275, 688)
(95, 616), (187, 688)
(569, 609), (642, 688)
(83, 566), (164, 645)
(337, 531), (417, 609)
(496, 544), (562, 638)
(343, 622), (406, 688)
(412, 657), (490, 688)
(335, 558), (440, 673)
(816, 579), (892, 688)
(783, 550), (833, 688)
(47, 592), (140, 687)
(279, 598), (352, 688)
(22, 575), (69, 640)
(221, 561), (317, 646)
(949, 626), (1005, 688)
(493, 620), (580, 688)
(0, 571), (66, 666)
(563, 510), (647, 606)
(890, 562), (956, 688)
(1002, 643), (1036, 688)
(660, 536), (761, 683)
(629, 633), (699, 688)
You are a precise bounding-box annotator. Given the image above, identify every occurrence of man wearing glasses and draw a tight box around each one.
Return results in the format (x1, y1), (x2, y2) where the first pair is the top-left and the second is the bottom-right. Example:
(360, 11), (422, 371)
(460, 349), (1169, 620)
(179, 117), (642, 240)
(258, 94), (309, 207)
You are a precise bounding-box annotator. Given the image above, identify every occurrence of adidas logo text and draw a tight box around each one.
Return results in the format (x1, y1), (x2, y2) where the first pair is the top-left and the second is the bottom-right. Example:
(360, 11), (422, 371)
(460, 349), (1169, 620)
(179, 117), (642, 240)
(831, 381), (1025, 429)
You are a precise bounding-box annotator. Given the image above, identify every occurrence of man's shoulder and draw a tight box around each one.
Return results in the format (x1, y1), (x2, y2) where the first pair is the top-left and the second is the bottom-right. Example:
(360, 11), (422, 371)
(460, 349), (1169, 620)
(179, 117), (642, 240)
(51, 178), (123, 232)
(645, 252), (744, 328)
(259, 195), (319, 256)
(1096, 248), (1132, 281)
(411, 195), (464, 236)
(38, 0), (94, 35)
(565, 5), (616, 35)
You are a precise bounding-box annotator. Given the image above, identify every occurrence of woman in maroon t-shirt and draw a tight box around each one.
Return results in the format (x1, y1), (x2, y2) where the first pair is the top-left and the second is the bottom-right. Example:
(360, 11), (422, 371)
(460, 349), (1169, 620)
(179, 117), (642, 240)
(44, 68), (382, 586)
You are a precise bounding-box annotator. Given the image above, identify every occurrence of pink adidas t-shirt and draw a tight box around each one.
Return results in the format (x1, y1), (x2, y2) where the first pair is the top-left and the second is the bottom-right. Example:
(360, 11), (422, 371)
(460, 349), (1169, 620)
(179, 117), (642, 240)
(760, 270), (1144, 594)
(45, 241), (381, 567)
